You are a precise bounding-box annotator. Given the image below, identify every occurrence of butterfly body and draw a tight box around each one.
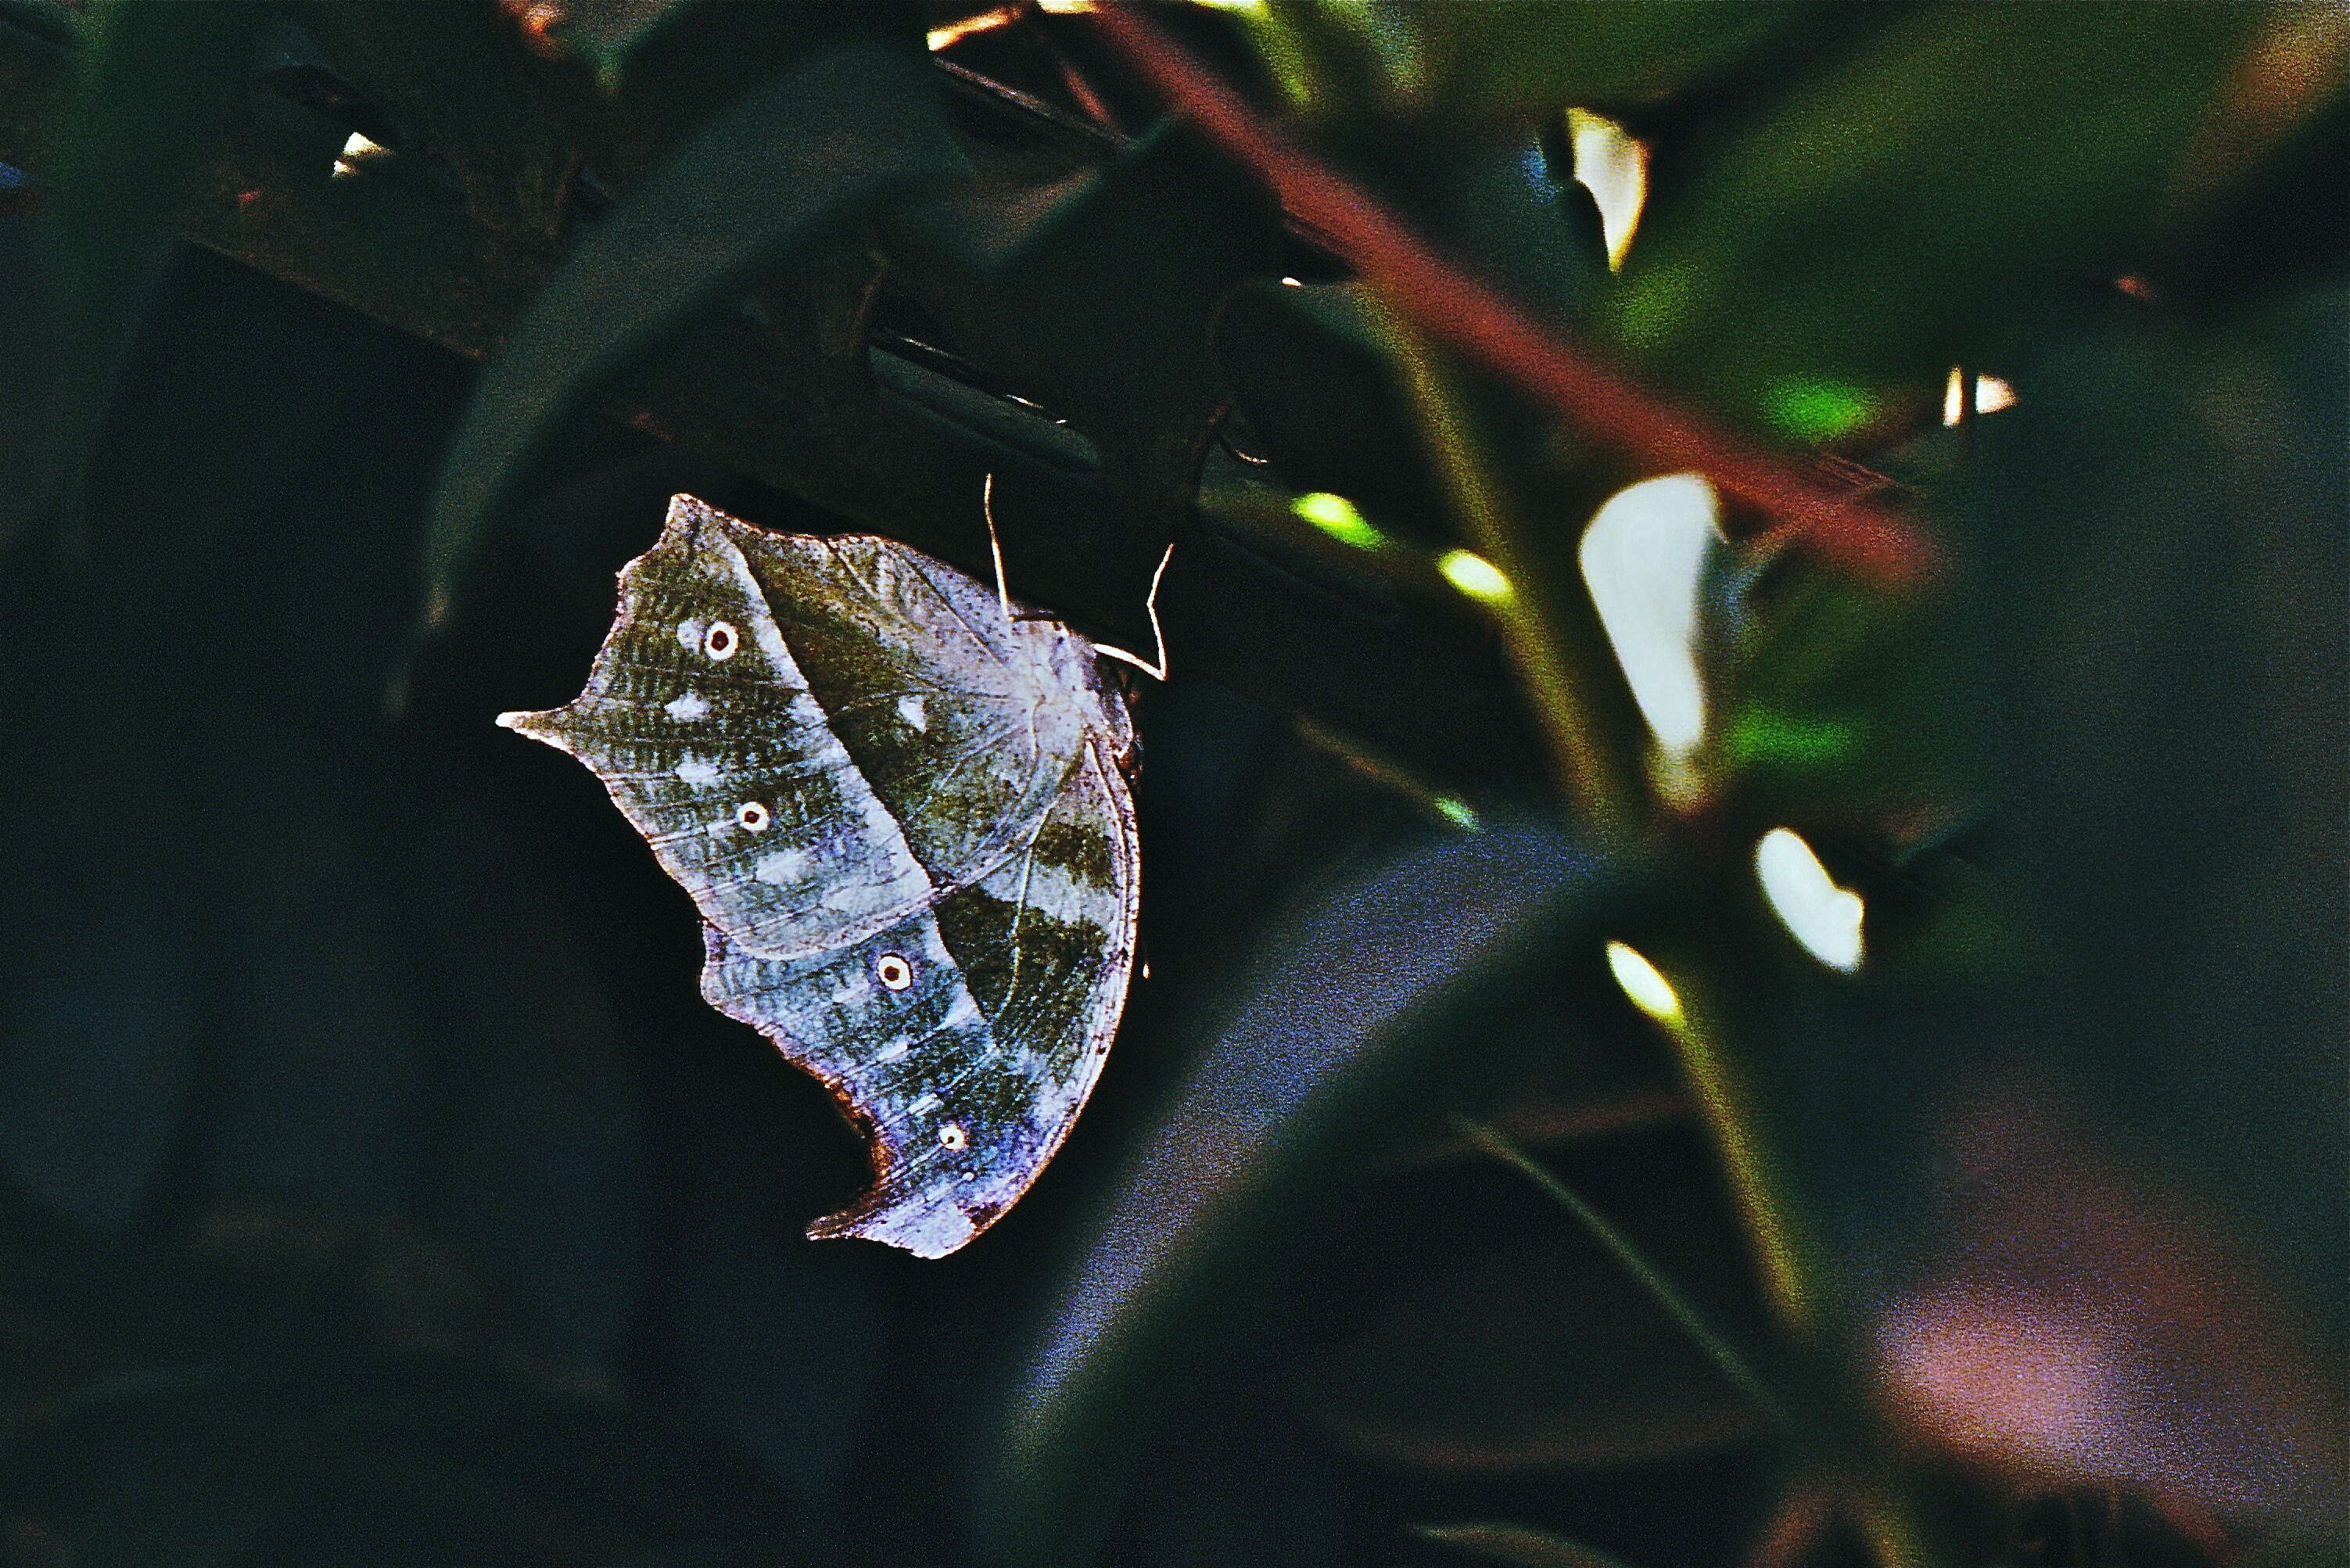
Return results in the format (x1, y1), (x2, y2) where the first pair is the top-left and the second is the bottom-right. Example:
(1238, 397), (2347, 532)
(502, 495), (1138, 1258)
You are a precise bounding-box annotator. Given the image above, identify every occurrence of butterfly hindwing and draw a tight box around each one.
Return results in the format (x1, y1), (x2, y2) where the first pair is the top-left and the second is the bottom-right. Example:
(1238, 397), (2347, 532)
(738, 529), (1122, 900)
(503, 495), (1140, 1258)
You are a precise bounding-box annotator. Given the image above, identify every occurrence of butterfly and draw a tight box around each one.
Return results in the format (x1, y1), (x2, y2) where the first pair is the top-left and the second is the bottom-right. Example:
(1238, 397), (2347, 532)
(500, 493), (1139, 1258)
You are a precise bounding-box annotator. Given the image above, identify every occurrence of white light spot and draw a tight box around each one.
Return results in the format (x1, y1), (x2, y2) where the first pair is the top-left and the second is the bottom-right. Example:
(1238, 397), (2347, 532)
(735, 801), (771, 833)
(897, 694), (927, 731)
(1943, 368), (2020, 425)
(676, 619), (702, 649)
(938, 1122), (969, 1150)
(1606, 940), (1681, 1023)
(666, 691), (709, 721)
(1580, 472), (1720, 759)
(673, 757), (719, 786)
(874, 1039), (909, 1063)
(703, 620), (739, 660)
(755, 849), (808, 884)
(908, 1092), (940, 1114)
(331, 131), (390, 180)
(1280, 275), (1303, 287)
(1755, 828), (1865, 972)
(875, 953), (914, 991)
(1566, 108), (1648, 270)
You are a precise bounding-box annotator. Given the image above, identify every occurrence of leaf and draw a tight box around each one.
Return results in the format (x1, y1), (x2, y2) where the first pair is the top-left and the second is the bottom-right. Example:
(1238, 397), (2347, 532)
(1703, 518), (1987, 843)
(978, 823), (1631, 1568)
(1413, 1521), (1645, 1568)
(1607, 2), (2264, 438)
(525, 0), (698, 94)
(889, 117), (1283, 543)
(414, 27), (965, 648)
(1968, 286), (2350, 1353)
(1248, 1), (1815, 124)
(290, 0), (580, 242)
(1304, 1132), (1767, 1470)
(1214, 279), (1454, 539)
(33, 0), (261, 526)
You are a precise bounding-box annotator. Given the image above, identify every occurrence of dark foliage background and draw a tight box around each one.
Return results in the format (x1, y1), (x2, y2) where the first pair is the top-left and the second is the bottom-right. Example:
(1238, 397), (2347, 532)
(0, 3), (2342, 1566)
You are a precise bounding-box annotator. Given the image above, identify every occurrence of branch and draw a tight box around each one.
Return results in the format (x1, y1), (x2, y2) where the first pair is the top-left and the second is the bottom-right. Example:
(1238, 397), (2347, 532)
(1089, 4), (1937, 583)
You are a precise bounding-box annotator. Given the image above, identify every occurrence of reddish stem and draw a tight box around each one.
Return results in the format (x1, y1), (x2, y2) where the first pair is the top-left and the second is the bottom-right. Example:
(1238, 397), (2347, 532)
(1089, 4), (1936, 582)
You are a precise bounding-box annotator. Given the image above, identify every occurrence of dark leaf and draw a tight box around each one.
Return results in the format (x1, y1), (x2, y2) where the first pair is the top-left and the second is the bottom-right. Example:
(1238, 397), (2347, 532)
(32, 0), (261, 529)
(1412, 1520), (1644, 1568)
(1970, 286), (2349, 1351)
(1304, 1128), (1766, 1471)
(291, 0), (581, 243)
(978, 823), (1631, 1567)
(414, 27), (965, 648)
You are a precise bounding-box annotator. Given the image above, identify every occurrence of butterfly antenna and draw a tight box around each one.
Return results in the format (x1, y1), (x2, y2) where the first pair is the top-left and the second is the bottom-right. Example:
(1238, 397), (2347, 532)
(1092, 540), (1175, 684)
(981, 473), (1014, 636)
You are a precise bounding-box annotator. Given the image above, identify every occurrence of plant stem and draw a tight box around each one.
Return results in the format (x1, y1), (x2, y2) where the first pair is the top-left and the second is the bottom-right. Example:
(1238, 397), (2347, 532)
(1452, 1114), (1799, 1436)
(1383, 321), (1649, 838)
(1649, 983), (1828, 1340)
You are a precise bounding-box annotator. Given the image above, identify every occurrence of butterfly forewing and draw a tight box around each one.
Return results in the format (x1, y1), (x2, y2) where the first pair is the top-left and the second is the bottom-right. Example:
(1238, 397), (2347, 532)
(500, 504), (939, 961)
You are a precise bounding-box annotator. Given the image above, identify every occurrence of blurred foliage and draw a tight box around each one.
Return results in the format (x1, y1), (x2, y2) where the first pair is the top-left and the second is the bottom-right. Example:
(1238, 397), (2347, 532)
(0, 1), (2341, 1566)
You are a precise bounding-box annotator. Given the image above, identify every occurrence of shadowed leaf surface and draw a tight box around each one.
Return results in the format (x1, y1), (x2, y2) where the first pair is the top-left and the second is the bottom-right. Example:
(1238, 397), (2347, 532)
(981, 823), (1633, 1567)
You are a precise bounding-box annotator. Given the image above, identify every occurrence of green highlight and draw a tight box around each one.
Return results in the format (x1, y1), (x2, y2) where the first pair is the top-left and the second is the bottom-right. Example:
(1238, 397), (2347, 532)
(1726, 709), (1859, 766)
(1767, 377), (1876, 441)
(1434, 796), (1481, 833)
(1292, 490), (1385, 550)
(1437, 548), (1514, 605)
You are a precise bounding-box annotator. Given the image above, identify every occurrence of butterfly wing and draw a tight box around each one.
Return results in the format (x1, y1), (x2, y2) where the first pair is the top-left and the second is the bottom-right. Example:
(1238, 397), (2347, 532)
(734, 530), (1128, 900)
(698, 726), (1136, 1258)
(498, 499), (937, 960)
(505, 497), (1139, 1258)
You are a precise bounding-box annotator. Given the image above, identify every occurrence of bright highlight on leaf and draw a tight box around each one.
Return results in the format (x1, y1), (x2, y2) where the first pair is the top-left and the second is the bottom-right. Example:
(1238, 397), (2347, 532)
(927, 5), (1024, 50)
(1434, 796), (1480, 832)
(1293, 491), (1384, 550)
(332, 131), (390, 179)
(1605, 941), (1681, 1024)
(1579, 472), (1718, 759)
(1566, 109), (1647, 271)
(1437, 550), (1514, 605)
(1767, 378), (1877, 441)
(1754, 828), (1864, 973)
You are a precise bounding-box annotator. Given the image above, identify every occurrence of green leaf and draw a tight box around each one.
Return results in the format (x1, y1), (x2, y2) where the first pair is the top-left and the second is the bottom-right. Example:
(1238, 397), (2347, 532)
(1413, 1521), (1645, 1568)
(413, 30), (964, 647)
(1608, 2), (2264, 436)
(978, 824), (1631, 1568)
(1705, 535), (1986, 838)
(1971, 287), (2350, 1355)
(34, 0), (261, 522)
(1250, 1), (1814, 123)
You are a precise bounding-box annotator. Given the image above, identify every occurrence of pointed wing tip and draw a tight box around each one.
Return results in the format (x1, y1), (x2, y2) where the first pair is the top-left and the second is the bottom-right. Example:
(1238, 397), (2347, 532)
(497, 709), (561, 742)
